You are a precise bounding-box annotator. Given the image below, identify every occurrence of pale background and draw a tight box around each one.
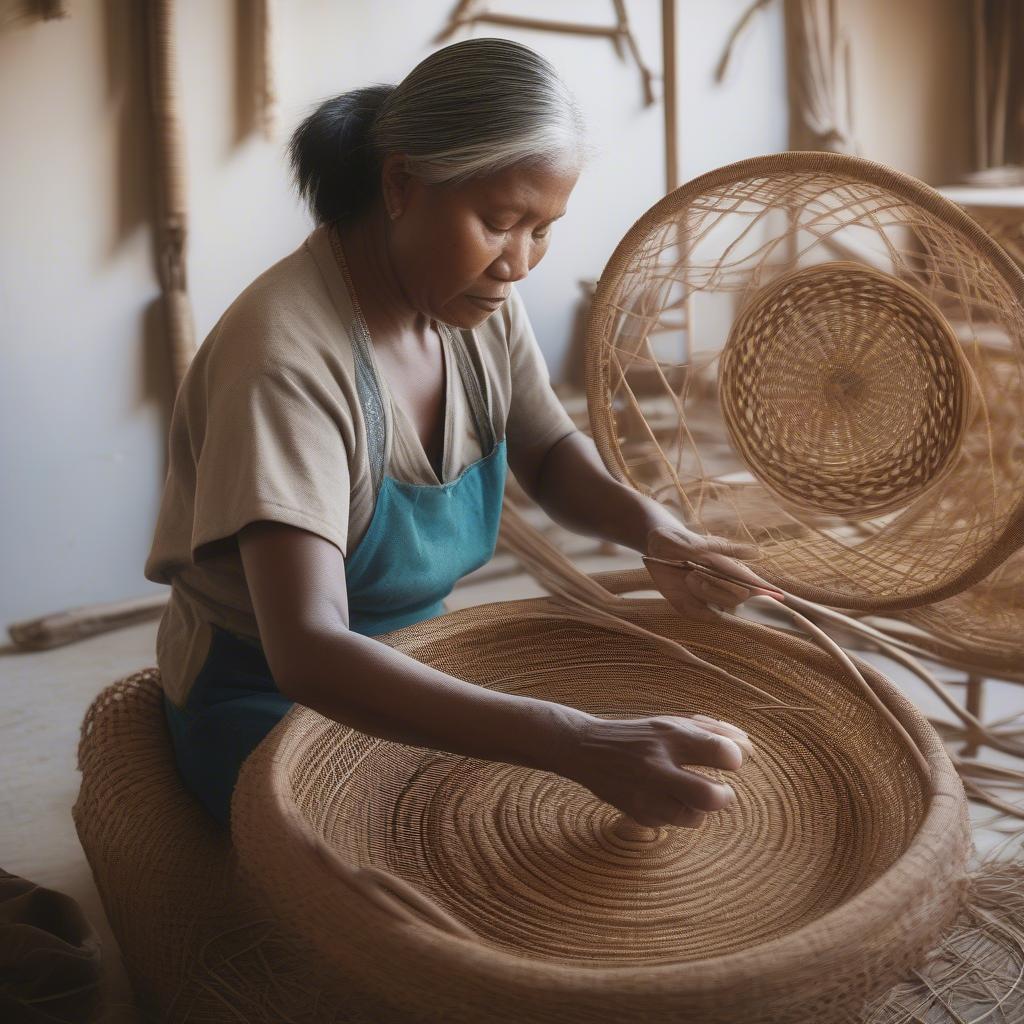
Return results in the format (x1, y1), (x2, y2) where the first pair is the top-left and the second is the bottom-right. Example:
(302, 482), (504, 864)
(0, 0), (970, 627)
(0, 5), (1001, 1018)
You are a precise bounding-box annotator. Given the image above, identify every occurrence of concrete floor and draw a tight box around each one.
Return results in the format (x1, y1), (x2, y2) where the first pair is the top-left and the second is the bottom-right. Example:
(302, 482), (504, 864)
(2, 532), (1021, 1021)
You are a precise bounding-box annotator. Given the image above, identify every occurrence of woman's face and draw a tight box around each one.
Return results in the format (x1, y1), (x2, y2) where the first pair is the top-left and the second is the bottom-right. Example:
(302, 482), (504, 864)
(383, 157), (580, 329)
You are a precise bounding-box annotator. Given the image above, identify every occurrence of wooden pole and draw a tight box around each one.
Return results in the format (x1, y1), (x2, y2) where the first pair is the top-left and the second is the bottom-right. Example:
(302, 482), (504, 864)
(962, 673), (986, 758)
(973, 0), (989, 169)
(661, 0), (678, 193)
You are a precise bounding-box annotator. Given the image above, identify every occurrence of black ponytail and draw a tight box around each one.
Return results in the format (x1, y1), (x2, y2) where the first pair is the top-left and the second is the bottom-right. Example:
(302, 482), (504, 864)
(288, 84), (395, 226)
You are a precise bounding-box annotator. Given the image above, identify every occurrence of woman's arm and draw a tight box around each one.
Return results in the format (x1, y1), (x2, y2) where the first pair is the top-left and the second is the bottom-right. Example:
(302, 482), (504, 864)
(237, 520), (753, 828)
(237, 522), (573, 768)
(521, 430), (784, 617)
(517, 429), (677, 553)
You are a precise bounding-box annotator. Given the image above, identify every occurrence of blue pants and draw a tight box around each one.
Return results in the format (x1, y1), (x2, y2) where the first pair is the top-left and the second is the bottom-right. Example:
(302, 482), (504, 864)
(162, 625), (293, 829)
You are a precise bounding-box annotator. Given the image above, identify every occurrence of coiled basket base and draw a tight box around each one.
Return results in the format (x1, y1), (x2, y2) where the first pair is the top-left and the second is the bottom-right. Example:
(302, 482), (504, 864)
(71, 574), (973, 1023)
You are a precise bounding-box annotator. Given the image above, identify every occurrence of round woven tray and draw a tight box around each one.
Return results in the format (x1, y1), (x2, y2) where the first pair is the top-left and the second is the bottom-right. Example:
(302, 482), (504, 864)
(585, 151), (1024, 612)
(222, 570), (971, 1024)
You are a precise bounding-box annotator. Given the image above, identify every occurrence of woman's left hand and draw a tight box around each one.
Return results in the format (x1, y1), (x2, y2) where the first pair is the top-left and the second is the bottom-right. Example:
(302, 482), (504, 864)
(642, 523), (785, 621)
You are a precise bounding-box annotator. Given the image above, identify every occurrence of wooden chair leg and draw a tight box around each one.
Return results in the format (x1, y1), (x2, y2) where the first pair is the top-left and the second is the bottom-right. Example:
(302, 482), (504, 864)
(961, 673), (985, 758)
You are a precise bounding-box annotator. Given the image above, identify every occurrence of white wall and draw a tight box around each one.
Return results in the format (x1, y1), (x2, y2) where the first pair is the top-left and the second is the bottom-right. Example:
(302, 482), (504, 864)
(841, 0), (972, 185)
(1, 0), (790, 626)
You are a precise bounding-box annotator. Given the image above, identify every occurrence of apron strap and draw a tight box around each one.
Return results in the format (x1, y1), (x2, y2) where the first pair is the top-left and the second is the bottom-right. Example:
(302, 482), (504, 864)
(351, 326), (389, 497)
(352, 322), (497, 497)
(331, 222), (497, 492)
(441, 324), (497, 455)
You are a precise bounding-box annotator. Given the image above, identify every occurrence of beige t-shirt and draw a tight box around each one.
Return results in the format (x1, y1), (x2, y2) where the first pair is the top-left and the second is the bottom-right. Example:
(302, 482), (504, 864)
(145, 223), (577, 707)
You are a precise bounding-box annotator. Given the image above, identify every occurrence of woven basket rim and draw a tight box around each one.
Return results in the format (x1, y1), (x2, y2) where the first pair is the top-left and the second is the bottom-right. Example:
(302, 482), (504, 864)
(582, 149), (1024, 613)
(234, 576), (971, 994)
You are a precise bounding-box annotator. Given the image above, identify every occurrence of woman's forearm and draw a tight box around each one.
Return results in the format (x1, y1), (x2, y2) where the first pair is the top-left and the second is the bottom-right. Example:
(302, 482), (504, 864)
(283, 625), (584, 774)
(534, 430), (679, 553)
(284, 622), (748, 831)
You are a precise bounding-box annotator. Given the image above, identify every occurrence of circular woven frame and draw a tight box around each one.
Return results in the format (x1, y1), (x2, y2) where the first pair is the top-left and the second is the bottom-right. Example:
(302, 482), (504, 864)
(719, 261), (969, 518)
(585, 151), (1024, 611)
(221, 570), (972, 1024)
(886, 548), (1024, 678)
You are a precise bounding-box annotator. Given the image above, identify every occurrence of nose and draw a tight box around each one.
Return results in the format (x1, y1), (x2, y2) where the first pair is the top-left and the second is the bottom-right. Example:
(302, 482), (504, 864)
(490, 232), (531, 283)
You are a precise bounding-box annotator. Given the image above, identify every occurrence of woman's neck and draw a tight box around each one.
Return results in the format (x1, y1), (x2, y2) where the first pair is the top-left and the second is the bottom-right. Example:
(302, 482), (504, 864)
(334, 206), (433, 347)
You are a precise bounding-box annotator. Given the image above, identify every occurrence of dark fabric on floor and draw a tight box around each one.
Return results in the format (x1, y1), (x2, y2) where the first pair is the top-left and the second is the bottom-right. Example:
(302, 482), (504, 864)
(0, 868), (103, 1023)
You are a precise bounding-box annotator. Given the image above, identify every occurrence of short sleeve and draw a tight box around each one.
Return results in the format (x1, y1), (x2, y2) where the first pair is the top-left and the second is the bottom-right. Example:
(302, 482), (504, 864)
(191, 366), (351, 559)
(504, 287), (577, 454)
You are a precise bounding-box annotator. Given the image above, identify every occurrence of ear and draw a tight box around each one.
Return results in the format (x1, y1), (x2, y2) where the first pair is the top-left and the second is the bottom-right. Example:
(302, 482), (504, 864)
(380, 153), (415, 219)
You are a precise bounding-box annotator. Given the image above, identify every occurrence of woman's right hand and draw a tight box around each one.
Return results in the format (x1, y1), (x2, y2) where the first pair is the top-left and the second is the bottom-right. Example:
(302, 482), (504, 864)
(549, 711), (754, 829)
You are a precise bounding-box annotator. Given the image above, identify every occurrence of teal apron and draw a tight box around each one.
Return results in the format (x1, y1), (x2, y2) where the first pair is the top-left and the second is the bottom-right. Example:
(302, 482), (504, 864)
(163, 320), (508, 828)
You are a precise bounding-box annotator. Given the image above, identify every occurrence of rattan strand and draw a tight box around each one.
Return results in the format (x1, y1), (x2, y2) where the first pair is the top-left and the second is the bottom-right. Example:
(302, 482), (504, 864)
(584, 151), (1024, 611)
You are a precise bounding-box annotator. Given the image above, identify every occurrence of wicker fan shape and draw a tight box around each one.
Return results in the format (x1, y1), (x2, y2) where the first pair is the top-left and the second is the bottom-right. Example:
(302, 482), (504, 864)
(231, 573), (971, 1024)
(585, 152), (1024, 611)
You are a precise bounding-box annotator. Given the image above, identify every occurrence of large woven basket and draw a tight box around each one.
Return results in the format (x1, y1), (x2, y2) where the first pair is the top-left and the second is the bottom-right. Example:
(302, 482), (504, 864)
(72, 568), (971, 1023)
(584, 151), (1024, 612)
(73, 668), (382, 1023)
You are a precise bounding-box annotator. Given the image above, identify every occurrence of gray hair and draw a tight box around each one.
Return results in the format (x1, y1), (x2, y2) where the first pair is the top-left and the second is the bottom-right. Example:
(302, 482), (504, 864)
(374, 37), (588, 184)
(290, 37), (588, 225)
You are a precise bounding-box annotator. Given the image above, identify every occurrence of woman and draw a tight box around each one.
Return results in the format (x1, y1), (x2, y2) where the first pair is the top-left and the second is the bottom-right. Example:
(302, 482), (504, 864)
(144, 37), (772, 833)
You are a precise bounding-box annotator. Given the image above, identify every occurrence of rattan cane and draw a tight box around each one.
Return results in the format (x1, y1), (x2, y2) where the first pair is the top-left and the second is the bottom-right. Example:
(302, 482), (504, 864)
(585, 151), (1024, 611)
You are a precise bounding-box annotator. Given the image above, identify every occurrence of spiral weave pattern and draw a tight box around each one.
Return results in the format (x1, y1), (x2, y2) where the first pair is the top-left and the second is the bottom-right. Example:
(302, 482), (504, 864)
(720, 262), (968, 518)
(230, 574), (972, 1023)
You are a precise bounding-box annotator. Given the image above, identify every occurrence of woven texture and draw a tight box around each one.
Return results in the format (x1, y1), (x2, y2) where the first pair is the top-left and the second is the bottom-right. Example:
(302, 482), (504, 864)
(225, 571), (972, 1024)
(71, 670), (379, 1023)
(719, 262), (968, 518)
(880, 344), (1024, 675)
(884, 548), (1024, 678)
(585, 151), (1024, 611)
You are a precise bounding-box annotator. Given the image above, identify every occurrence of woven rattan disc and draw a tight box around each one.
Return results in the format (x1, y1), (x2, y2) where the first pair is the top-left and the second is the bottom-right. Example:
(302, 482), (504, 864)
(232, 572), (971, 1024)
(585, 151), (1024, 611)
(720, 261), (969, 518)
